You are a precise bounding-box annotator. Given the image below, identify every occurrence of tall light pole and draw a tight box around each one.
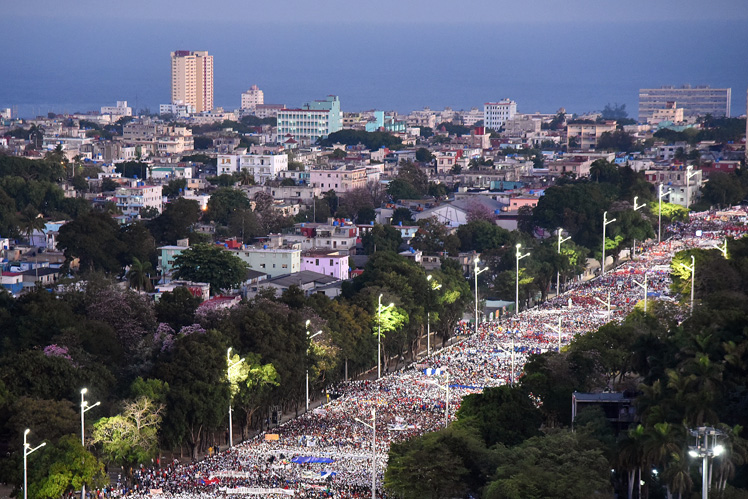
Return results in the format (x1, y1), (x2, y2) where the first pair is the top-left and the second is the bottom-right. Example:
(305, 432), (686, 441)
(426, 275), (442, 357)
(595, 291), (612, 316)
(689, 427), (725, 499)
(556, 229), (571, 297)
(633, 273), (648, 313)
(658, 184), (672, 243)
(473, 257), (487, 333)
(632, 196), (646, 260)
(546, 317), (562, 352)
(226, 347), (244, 447)
(354, 408), (377, 499)
(377, 295), (394, 379)
(711, 238), (728, 259)
(515, 244), (530, 315)
(686, 165), (698, 210)
(680, 255), (696, 313)
(80, 388), (100, 499)
(305, 320), (322, 411)
(602, 211), (616, 276)
(23, 429), (46, 499)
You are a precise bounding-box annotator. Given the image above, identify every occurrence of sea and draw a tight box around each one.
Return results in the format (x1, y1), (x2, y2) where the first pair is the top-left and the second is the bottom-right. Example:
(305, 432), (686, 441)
(3, 19), (748, 119)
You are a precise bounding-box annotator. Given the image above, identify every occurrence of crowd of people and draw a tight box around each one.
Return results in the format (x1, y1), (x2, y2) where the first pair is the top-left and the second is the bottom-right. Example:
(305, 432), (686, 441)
(114, 207), (748, 499)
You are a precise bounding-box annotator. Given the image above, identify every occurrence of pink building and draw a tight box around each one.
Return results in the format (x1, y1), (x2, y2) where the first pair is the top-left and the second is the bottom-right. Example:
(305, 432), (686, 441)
(300, 250), (349, 280)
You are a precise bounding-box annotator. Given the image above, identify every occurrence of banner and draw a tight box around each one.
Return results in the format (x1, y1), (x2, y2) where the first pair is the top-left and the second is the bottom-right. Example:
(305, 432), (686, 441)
(219, 487), (295, 495)
(265, 433), (280, 441)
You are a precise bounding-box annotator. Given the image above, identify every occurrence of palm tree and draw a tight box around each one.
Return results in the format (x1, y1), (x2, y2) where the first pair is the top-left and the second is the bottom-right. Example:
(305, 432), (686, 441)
(618, 424), (647, 499)
(713, 424), (748, 493)
(126, 257), (154, 292)
(662, 451), (692, 499)
(644, 423), (686, 499)
(18, 207), (46, 245)
(237, 169), (254, 186)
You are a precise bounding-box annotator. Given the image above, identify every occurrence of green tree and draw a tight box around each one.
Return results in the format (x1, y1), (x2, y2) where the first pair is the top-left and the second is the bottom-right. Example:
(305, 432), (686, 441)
(57, 210), (125, 273)
(148, 198), (201, 244)
(28, 435), (107, 499)
(390, 207), (414, 226)
(361, 224), (403, 254)
(206, 188), (250, 225)
(415, 147), (434, 163)
(126, 257), (154, 292)
(155, 286), (202, 330)
(162, 178), (187, 198)
(91, 396), (164, 468)
(173, 243), (248, 294)
(228, 352), (279, 438)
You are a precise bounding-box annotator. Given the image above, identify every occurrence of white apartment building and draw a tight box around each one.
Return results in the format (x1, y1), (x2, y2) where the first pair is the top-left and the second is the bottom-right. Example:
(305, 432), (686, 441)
(231, 246), (301, 278)
(484, 99), (517, 130)
(644, 168), (703, 208)
(566, 121), (617, 150)
(241, 85), (264, 110)
(217, 153), (289, 183)
(159, 102), (196, 117)
(309, 166), (367, 194)
(276, 95), (342, 142)
(171, 50), (214, 113)
(100, 101), (133, 117)
(115, 183), (163, 219)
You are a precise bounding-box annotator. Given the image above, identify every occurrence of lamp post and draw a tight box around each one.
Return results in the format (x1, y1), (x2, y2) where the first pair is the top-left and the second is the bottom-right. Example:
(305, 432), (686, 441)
(226, 347), (245, 447)
(305, 320), (322, 411)
(632, 196), (646, 260)
(80, 389), (100, 499)
(658, 184), (673, 243)
(509, 330), (517, 385)
(602, 211), (616, 276)
(594, 291), (612, 316)
(377, 295), (394, 379)
(546, 317), (562, 352)
(688, 427), (725, 499)
(426, 275), (442, 358)
(23, 429), (46, 499)
(354, 408), (377, 499)
(680, 255), (695, 312)
(515, 244), (530, 314)
(633, 273), (648, 313)
(686, 165), (698, 210)
(711, 238), (728, 259)
(473, 257), (488, 333)
(556, 229), (571, 297)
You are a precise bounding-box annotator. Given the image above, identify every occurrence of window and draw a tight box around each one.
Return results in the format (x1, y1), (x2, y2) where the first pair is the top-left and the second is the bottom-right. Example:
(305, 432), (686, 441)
(315, 259), (319, 265)
(260, 263), (266, 268)
(330, 259), (333, 265)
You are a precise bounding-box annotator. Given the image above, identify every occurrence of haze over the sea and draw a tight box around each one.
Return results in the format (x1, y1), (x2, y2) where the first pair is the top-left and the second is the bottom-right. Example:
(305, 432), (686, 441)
(4, 0), (748, 119)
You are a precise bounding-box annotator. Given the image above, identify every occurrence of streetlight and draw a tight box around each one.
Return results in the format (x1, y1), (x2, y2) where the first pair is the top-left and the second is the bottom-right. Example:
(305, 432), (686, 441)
(226, 347), (245, 447)
(686, 165), (698, 210)
(711, 238), (728, 259)
(546, 317), (562, 352)
(633, 273), (648, 313)
(377, 295), (394, 379)
(305, 320), (322, 411)
(688, 426), (725, 499)
(556, 229), (571, 297)
(80, 388), (100, 499)
(473, 257), (488, 333)
(595, 291), (612, 316)
(427, 372), (451, 428)
(602, 211), (616, 276)
(658, 184), (673, 243)
(23, 429), (46, 499)
(426, 275), (442, 357)
(632, 196), (646, 260)
(515, 244), (530, 314)
(354, 408), (377, 499)
(680, 255), (695, 312)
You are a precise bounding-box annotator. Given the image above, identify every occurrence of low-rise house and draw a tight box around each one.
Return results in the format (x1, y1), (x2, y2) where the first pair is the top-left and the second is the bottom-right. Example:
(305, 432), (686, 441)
(301, 250), (349, 280)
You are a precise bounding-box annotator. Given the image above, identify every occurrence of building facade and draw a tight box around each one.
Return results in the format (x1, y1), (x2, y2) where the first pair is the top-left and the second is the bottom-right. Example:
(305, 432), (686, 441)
(566, 121), (617, 150)
(171, 50), (214, 113)
(309, 166), (367, 194)
(484, 100), (517, 131)
(276, 95), (342, 142)
(241, 85), (264, 110)
(217, 153), (289, 183)
(231, 246), (301, 278)
(638, 85), (731, 121)
(115, 183), (163, 219)
(301, 251), (349, 280)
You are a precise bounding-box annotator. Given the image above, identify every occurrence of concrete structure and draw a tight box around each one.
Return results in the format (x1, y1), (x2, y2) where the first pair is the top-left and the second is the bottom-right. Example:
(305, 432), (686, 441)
(171, 50), (214, 113)
(309, 166), (367, 194)
(566, 121), (617, 150)
(115, 182), (163, 219)
(231, 245), (301, 278)
(100, 101), (133, 117)
(639, 85), (731, 120)
(287, 220), (358, 252)
(241, 85), (264, 110)
(644, 168), (703, 207)
(217, 153), (289, 183)
(484, 99), (517, 131)
(647, 101), (685, 125)
(503, 115), (541, 136)
(159, 102), (195, 117)
(250, 270), (339, 298)
(301, 250), (349, 280)
(276, 95), (342, 142)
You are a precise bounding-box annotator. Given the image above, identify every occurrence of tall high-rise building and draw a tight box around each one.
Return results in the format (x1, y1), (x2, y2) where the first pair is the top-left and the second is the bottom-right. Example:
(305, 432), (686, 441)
(171, 50), (214, 113)
(638, 85), (730, 121)
(241, 85), (264, 110)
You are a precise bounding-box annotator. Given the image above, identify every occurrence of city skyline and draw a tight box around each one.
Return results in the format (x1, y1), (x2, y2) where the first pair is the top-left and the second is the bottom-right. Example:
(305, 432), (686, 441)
(3, 1), (748, 118)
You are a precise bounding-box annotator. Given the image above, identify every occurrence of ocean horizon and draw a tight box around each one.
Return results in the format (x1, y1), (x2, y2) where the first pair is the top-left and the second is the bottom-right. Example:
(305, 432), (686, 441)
(3, 19), (747, 120)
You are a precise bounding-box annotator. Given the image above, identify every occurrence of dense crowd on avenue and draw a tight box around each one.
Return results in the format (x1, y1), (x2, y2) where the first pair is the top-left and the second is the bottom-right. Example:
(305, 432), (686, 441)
(113, 207), (748, 499)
